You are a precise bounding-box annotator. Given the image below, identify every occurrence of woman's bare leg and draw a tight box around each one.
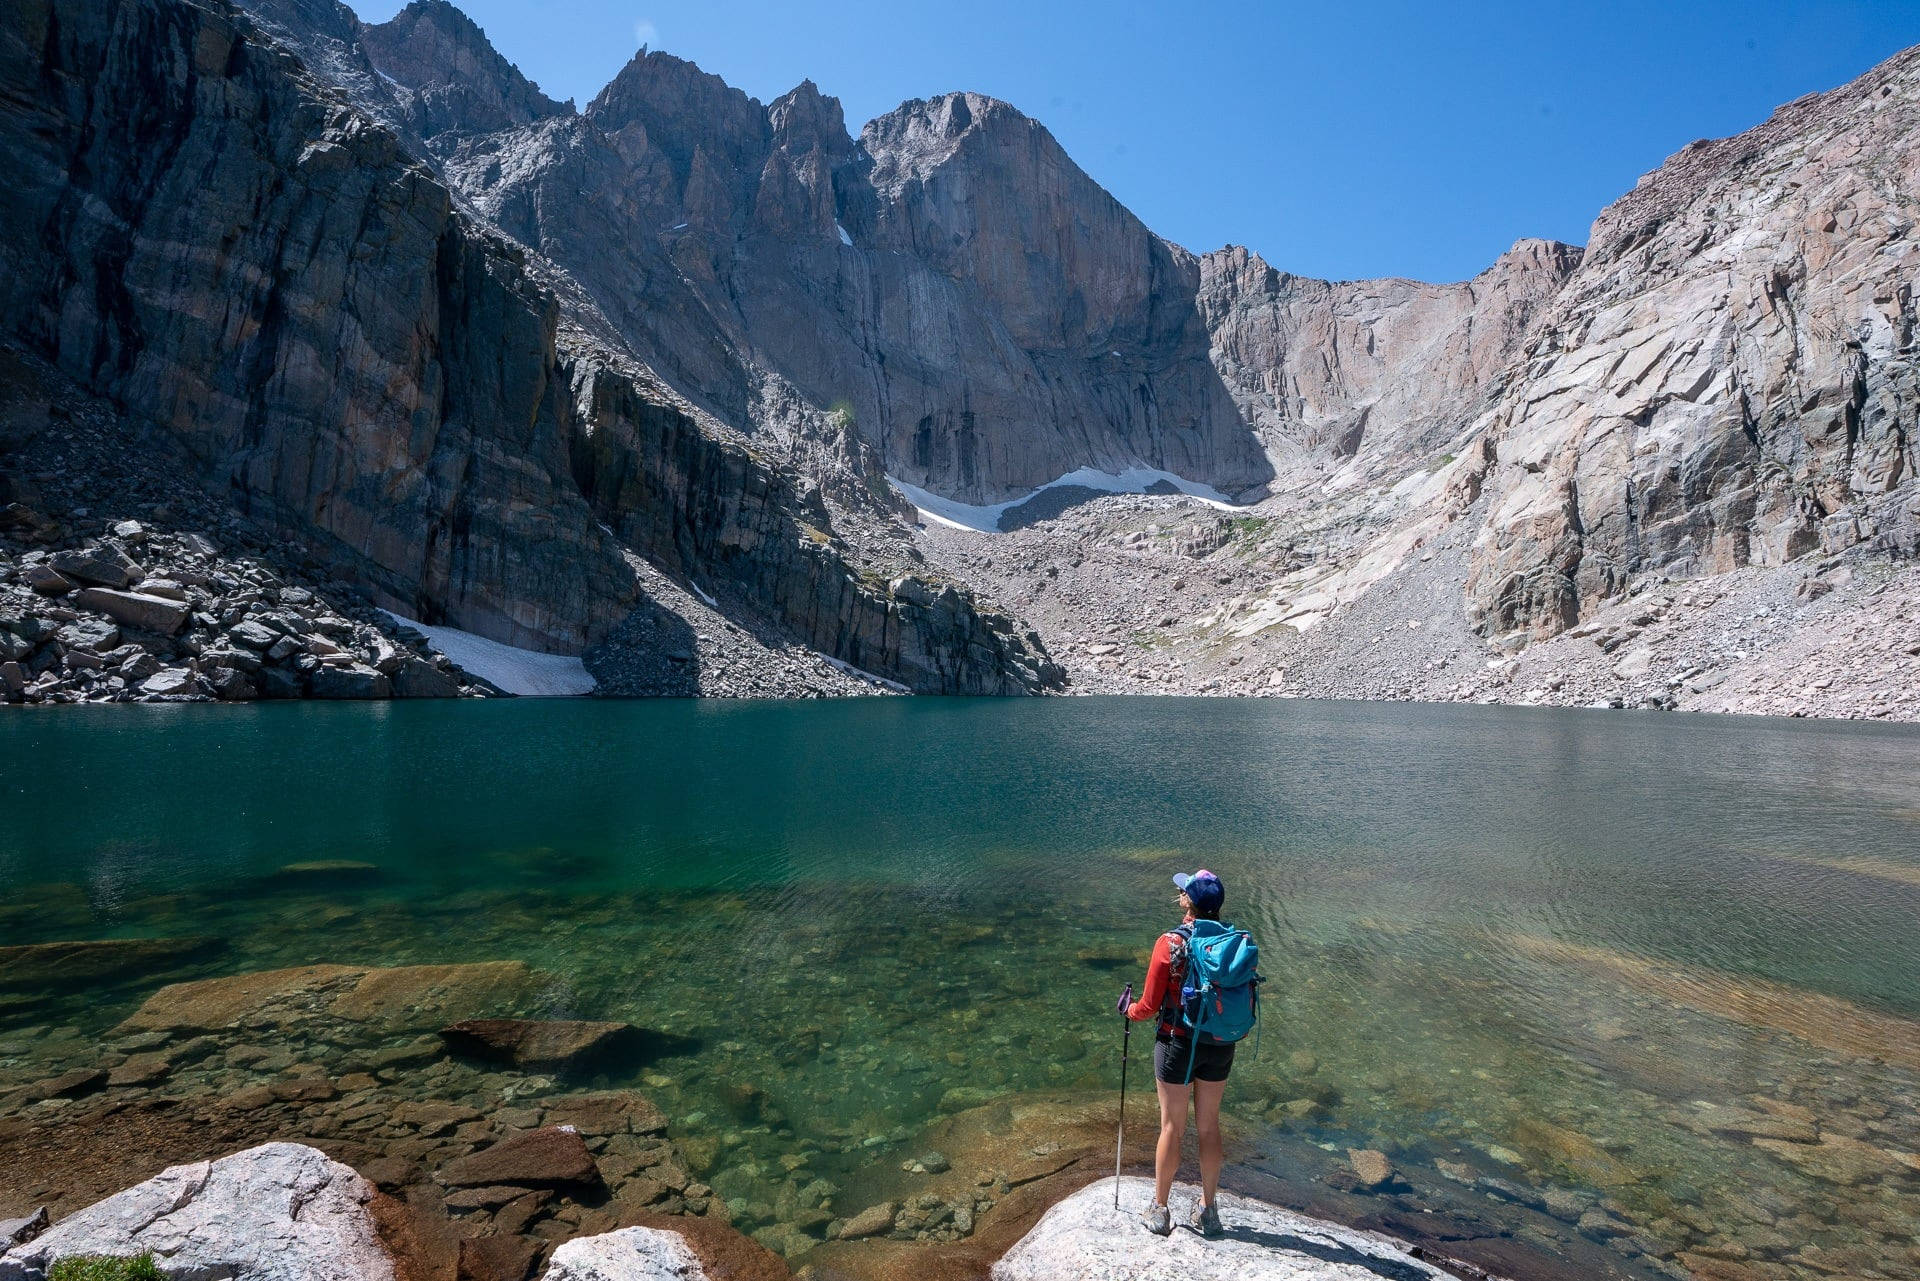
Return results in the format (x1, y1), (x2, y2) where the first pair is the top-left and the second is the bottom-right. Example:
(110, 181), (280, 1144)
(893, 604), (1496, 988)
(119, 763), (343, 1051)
(1193, 1077), (1227, 1206)
(1153, 1077), (1190, 1206)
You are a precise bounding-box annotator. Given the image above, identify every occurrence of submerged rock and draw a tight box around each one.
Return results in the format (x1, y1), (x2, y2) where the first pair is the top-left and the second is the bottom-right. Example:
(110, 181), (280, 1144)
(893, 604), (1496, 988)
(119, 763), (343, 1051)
(437, 1126), (601, 1188)
(0, 936), (223, 991)
(441, 1018), (642, 1072)
(991, 1176), (1458, 1280)
(0, 1143), (392, 1281)
(273, 861), (383, 884)
(117, 961), (537, 1034)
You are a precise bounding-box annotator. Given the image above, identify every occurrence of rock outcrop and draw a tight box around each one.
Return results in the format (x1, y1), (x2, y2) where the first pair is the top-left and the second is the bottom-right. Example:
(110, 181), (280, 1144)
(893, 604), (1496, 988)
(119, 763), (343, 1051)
(1198, 239), (1583, 464)
(0, 1143), (393, 1281)
(1463, 50), (1920, 638)
(990, 1176), (1459, 1281)
(538, 1227), (711, 1281)
(0, 0), (1055, 695)
(356, 41), (1277, 505)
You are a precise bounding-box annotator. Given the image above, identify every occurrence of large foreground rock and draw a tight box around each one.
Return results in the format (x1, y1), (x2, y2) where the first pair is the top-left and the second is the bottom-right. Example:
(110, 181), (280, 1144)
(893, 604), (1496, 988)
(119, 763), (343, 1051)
(990, 1176), (1459, 1281)
(0, 1143), (393, 1281)
(539, 1226), (708, 1281)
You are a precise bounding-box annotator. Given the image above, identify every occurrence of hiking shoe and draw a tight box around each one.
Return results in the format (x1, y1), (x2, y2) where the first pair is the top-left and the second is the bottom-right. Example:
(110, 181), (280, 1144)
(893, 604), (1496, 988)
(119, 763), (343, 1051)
(1141, 1202), (1172, 1236)
(1189, 1200), (1224, 1237)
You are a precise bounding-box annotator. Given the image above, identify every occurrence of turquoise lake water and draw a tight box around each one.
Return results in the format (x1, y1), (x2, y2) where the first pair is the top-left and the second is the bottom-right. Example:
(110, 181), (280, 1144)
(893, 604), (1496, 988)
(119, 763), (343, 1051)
(2, 698), (1918, 1278)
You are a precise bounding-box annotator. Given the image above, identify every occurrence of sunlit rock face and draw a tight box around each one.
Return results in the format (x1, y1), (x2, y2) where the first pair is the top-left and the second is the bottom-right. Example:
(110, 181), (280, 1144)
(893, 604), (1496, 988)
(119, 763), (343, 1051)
(1463, 51), (1920, 637)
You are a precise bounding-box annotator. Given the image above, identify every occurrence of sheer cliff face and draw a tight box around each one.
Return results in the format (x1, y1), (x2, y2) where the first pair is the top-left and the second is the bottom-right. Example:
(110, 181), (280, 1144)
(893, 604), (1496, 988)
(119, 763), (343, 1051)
(1463, 51), (1920, 636)
(1197, 239), (1584, 466)
(0, 0), (634, 651)
(401, 55), (1277, 504)
(0, 0), (1058, 693)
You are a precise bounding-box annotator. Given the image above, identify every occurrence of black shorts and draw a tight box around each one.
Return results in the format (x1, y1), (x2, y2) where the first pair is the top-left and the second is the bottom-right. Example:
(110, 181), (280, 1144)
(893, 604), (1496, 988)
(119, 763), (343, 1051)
(1154, 1034), (1235, 1084)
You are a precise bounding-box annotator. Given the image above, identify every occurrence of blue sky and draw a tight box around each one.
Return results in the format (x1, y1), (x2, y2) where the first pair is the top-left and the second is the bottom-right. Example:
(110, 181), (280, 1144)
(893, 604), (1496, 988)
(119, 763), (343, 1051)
(350, 0), (1920, 283)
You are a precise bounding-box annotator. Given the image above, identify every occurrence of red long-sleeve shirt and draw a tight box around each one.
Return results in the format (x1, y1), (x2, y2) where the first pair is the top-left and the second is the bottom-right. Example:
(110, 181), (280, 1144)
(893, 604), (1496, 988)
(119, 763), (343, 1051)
(1126, 930), (1185, 1035)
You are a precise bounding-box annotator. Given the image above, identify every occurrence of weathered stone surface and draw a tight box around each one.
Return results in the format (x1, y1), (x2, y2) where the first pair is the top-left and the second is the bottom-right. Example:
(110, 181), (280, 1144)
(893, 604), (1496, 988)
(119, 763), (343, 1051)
(539, 1226), (709, 1281)
(456, 1234), (542, 1281)
(138, 668), (199, 697)
(49, 545), (142, 589)
(390, 656), (462, 698)
(71, 588), (190, 636)
(0, 1206), (46, 1248)
(437, 1126), (600, 1187)
(0, 1143), (394, 1281)
(440, 1018), (642, 1072)
(0, 936), (223, 992)
(1464, 50), (1920, 637)
(228, 619), (281, 650)
(21, 1068), (106, 1101)
(20, 565), (72, 596)
(309, 663), (394, 699)
(1346, 1148), (1396, 1190)
(1752, 1135), (1920, 1185)
(540, 1091), (669, 1138)
(991, 1176), (1456, 1280)
(834, 1201), (896, 1240)
(117, 961), (536, 1033)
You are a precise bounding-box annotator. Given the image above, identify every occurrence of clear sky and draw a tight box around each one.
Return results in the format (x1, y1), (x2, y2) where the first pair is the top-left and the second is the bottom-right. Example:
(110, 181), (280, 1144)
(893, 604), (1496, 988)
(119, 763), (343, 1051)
(349, 0), (1920, 284)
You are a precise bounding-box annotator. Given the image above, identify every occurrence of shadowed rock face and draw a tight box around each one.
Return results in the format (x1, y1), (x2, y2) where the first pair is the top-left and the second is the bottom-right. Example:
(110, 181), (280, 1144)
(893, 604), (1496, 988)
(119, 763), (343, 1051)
(0, 0), (1056, 692)
(1463, 51), (1920, 637)
(0, 0), (636, 652)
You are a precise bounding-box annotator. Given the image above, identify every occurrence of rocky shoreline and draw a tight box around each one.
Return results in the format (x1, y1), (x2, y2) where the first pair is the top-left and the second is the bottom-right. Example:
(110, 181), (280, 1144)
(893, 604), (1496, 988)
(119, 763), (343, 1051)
(0, 955), (1493, 1281)
(0, 1151), (1464, 1281)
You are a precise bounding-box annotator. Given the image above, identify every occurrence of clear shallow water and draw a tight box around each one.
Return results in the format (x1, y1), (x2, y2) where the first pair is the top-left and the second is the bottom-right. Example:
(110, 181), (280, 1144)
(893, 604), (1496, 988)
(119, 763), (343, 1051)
(3, 698), (1919, 1277)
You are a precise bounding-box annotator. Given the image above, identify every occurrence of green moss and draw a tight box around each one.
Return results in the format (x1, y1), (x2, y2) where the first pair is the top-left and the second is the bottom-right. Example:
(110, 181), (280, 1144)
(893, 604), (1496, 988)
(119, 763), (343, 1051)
(50, 1256), (165, 1281)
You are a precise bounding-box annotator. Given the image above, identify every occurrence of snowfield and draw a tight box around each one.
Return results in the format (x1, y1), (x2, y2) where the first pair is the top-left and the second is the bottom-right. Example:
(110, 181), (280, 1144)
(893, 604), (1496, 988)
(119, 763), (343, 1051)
(380, 613), (596, 696)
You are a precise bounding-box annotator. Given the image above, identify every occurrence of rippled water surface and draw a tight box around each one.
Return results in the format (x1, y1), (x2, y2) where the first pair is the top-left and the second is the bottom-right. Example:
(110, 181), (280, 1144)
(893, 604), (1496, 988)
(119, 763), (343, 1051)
(3, 698), (1919, 1278)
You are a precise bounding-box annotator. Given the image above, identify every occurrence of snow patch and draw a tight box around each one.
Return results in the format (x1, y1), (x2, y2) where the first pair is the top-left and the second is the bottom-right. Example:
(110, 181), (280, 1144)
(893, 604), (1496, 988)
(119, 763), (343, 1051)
(380, 612), (596, 697)
(889, 466), (1246, 534)
(688, 580), (718, 608)
(819, 653), (909, 693)
(836, 222), (854, 247)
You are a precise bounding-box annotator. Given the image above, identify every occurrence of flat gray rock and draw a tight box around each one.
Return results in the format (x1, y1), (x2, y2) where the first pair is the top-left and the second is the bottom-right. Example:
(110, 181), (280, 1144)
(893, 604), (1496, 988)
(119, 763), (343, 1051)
(0, 1143), (393, 1281)
(539, 1226), (708, 1281)
(990, 1177), (1461, 1281)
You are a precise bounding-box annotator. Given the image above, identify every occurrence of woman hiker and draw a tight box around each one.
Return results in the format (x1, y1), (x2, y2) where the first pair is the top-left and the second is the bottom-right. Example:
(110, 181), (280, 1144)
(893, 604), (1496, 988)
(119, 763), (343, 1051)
(1125, 868), (1232, 1237)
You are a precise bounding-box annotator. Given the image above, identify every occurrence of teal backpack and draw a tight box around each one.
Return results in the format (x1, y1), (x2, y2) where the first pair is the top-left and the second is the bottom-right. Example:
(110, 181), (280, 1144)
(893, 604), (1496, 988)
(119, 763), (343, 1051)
(1174, 919), (1261, 1072)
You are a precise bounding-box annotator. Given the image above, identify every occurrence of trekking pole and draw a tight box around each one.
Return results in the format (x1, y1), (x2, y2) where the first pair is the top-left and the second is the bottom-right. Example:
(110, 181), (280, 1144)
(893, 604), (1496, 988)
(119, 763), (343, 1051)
(1113, 982), (1133, 1210)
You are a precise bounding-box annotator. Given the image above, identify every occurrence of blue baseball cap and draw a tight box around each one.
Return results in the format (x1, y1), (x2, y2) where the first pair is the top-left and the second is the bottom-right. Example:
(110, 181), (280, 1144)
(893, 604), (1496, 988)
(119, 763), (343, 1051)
(1172, 869), (1224, 913)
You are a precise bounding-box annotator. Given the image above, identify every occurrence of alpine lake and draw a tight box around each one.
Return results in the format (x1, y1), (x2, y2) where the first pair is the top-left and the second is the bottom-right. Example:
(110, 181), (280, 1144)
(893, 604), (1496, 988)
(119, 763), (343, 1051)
(2, 697), (1919, 1281)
